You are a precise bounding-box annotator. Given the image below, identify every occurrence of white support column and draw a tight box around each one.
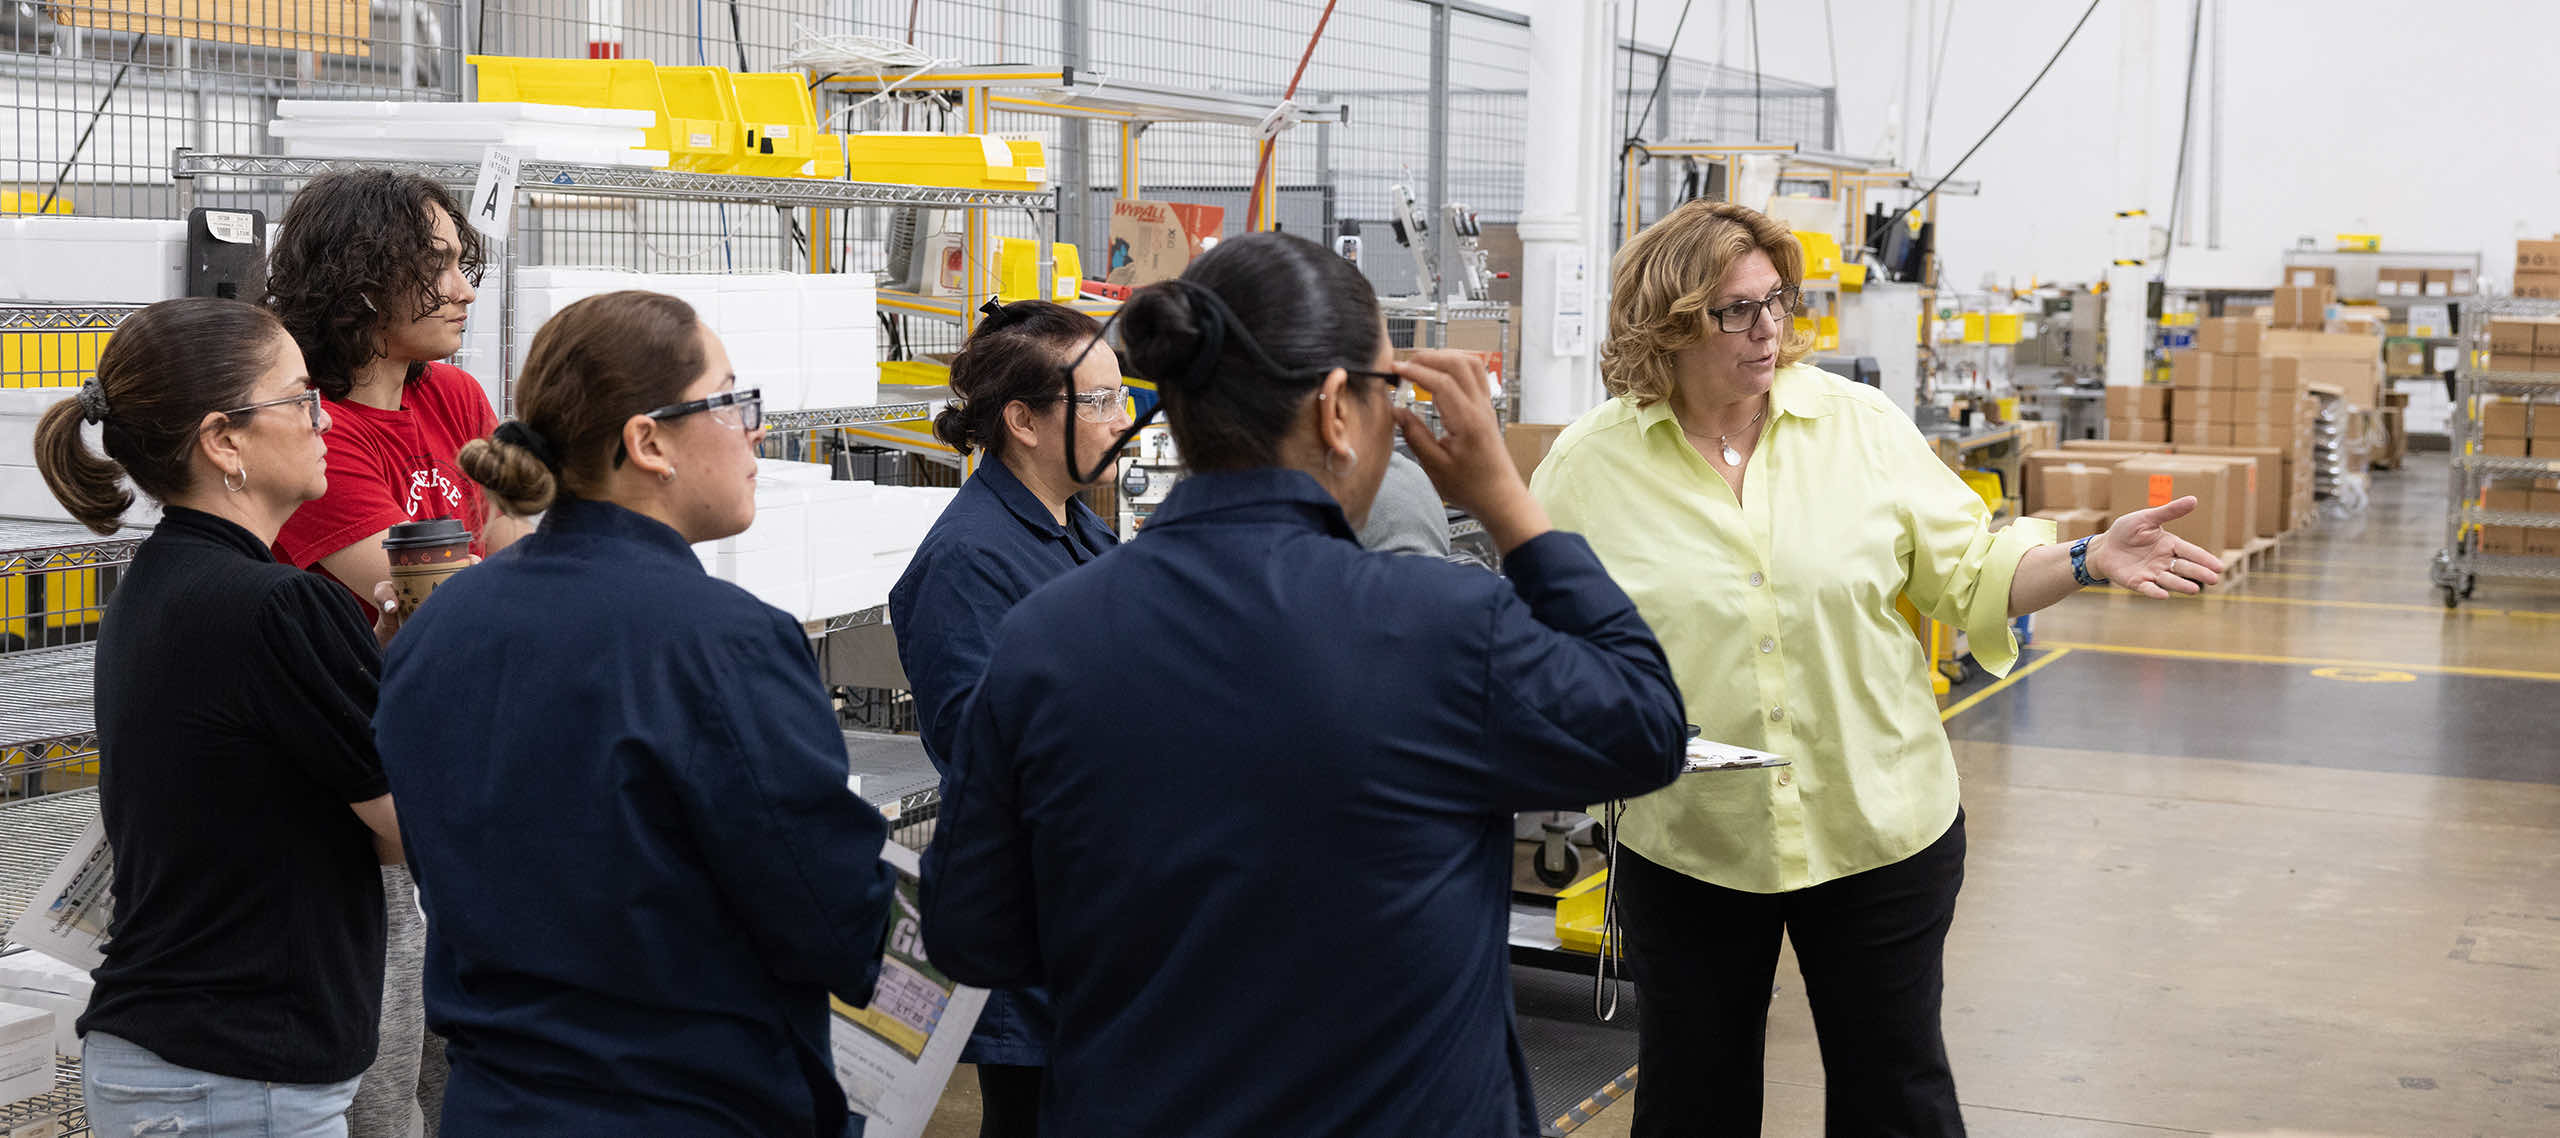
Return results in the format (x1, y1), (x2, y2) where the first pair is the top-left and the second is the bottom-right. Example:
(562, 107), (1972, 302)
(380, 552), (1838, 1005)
(1517, 0), (1616, 424)
(2103, 0), (2158, 390)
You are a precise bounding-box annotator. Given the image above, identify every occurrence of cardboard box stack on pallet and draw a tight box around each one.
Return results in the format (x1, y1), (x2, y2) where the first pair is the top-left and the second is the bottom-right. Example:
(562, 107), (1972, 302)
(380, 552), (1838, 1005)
(2518, 238), (2560, 301)
(2024, 436), (2282, 561)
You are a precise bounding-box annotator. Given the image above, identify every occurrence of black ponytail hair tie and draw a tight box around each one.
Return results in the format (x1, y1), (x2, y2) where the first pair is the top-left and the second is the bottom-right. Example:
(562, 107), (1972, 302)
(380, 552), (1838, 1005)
(493, 420), (560, 471)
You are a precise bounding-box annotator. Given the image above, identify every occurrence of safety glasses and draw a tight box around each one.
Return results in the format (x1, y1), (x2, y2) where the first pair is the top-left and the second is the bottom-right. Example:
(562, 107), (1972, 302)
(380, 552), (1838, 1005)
(647, 388), (764, 432)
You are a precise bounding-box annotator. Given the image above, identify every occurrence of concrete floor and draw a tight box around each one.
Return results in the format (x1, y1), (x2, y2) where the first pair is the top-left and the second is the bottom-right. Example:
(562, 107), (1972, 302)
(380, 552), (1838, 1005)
(920, 454), (2560, 1138)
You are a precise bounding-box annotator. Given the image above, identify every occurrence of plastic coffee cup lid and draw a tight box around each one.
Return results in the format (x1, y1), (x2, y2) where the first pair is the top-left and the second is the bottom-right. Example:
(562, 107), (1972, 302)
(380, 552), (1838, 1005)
(384, 518), (470, 548)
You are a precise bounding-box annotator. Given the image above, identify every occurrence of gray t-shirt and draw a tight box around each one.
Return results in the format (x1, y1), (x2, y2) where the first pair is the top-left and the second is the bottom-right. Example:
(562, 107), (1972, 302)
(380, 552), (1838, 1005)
(1357, 452), (1453, 557)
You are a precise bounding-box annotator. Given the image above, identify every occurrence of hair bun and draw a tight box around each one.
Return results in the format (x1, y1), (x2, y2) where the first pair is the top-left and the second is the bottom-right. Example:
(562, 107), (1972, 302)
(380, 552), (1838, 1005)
(930, 397), (979, 456)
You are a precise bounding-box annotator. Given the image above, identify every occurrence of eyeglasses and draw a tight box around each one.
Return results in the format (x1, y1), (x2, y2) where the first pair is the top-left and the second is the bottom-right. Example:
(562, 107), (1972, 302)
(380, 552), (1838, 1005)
(1066, 384), (1133, 424)
(646, 388), (764, 432)
(1340, 367), (1415, 412)
(1704, 287), (1802, 334)
(221, 388), (325, 431)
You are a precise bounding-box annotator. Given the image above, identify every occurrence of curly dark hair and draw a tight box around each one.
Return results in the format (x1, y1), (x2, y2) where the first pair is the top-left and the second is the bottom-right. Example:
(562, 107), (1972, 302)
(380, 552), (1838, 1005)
(263, 169), (486, 400)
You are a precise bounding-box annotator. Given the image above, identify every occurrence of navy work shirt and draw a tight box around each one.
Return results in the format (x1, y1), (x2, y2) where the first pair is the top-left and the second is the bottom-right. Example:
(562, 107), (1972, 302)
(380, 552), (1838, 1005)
(887, 456), (1114, 1068)
(920, 468), (1687, 1137)
(375, 495), (899, 1138)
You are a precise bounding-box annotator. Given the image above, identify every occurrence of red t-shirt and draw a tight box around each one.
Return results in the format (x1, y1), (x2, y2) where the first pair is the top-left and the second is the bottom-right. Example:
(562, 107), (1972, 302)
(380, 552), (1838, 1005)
(275, 362), (499, 603)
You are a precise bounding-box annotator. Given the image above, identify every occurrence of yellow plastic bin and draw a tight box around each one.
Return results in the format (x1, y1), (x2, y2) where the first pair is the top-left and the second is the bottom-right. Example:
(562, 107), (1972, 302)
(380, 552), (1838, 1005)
(728, 72), (820, 176)
(468, 55), (675, 156)
(996, 238), (1083, 302)
(809, 134), (848, 180)
(843, 134), (1047, 189)
(656, 65), (746, 172)
(1986, 312), (2023, 345)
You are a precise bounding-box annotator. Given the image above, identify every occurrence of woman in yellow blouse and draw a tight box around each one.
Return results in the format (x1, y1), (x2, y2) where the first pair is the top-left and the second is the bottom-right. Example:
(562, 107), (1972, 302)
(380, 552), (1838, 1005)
(1532, 200), (2222, 1136)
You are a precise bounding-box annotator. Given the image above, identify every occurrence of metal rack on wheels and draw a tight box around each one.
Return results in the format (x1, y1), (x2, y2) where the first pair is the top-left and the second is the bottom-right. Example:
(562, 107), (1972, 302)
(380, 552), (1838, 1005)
(2432, 297), (2560, 608)
(0, 517), (141, 803)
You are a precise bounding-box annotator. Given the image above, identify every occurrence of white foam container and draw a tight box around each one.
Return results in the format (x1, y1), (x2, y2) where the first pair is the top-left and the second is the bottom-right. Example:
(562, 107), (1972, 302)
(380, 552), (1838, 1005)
(10, 217), (187, 304)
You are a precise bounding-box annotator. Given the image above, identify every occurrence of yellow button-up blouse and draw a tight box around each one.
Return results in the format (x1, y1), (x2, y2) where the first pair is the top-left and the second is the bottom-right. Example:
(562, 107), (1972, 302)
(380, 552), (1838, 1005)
(1531, 364), (2054, 893)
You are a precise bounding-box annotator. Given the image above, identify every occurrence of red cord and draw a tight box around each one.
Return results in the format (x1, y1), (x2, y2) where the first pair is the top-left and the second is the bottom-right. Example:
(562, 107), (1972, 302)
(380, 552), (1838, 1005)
(1247, 0), (1339, 232)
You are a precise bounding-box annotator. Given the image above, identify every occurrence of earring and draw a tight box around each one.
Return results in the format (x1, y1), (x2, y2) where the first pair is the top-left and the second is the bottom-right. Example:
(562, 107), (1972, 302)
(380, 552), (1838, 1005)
(1324, 446), (1357, 476)
(660, 468), (675, 483)
(223, 465), (247, 494)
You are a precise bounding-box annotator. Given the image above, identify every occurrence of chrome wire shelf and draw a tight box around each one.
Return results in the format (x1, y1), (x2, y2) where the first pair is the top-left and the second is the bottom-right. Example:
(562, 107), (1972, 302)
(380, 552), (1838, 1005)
(2462, 369), (2560, 392)
(0, 1053), (87, 1136)
(2453, 455), (2560, 476)
(0, 788), (101, 951)
(820, 604), (891, 635)
(0, 645), (99, 773)
(2464, 509), (2560, 530)
(0, 519), (146, 576)
(172, 151), (1058, 212)
(765, 401), (944, 433)
(2463, 553), (2560, 581)
(0, 305), (142, 331)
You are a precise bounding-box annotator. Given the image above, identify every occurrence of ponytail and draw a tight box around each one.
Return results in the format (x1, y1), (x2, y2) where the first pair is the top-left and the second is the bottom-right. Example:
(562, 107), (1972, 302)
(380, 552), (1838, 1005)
(28, 298), (283, 533)
(32, 396), (134, 535)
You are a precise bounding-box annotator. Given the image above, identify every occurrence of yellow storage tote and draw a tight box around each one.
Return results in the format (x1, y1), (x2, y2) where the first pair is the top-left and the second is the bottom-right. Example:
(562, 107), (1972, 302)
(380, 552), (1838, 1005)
(655, 65), (747, 172)
(843, 134), (1047, 190)
(468, 56), (676, 155)
(996, 239), (1083, 302)
(728, 72), (820, 177)
(1792, 230), (1843, 280)
(1986, 313), (2023, 345)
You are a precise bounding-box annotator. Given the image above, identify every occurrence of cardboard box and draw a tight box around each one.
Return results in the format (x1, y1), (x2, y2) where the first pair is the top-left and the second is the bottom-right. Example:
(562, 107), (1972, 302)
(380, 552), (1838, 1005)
(2105, 385), (2171, 420)
(0, 1001), (54, 1107)
(1105, 198), (1225, 287)
(2421, 269), (2454, 298)
(2170, 349), (2249, 390)
(2484, 435), (2531, 458)
(2272, 284), (2334, 329)
(2483, 400), (2533, 439)
(2105, 418), (2170, 444)
(2489, 319), (2546, 357)
(2538, 322), (2560, 357)
(2227, 423), (2300, 452)
(2530, 528), (2560, 557)
(2031, 507), (2105, 543)
(2516, 272), (2560, 300)
(2280, 265), (2336, 290)
(2484, 484), (2537, 513)
(2183, 444), (2285, 537)
(2520, 238), (2560, 273)
(2384, 338), (2430, 377)
(2196, 317), (2262, 355)
(2480, 525), (2528, 555)
(2173, 454), (2260, 550)
(2374, 267), (2425, 298)
(1504, 423), (1567, 482)
(2169, 386), (2223, 423)
(2030, 460), (2114, 514)
(2183, 423), (2238, 447)
(2111, 458), (2230, 551)
(2063, 438), (2171, 453)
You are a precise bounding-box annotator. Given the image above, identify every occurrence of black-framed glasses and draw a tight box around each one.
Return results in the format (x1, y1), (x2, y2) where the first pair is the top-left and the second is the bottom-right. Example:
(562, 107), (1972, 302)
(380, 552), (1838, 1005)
(220, 388), (325, 431)
(1705, 287), (1802, 334)
(1340, 367), (1415, 412)
(646, 388), (764, 432)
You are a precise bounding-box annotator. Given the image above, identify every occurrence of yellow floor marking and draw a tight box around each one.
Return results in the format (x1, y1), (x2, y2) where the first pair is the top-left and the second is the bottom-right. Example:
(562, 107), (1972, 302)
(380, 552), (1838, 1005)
(2084, 587), (2560, 620)
(1941, 647), (2076, 722)
(2036, 640), (2560, 684)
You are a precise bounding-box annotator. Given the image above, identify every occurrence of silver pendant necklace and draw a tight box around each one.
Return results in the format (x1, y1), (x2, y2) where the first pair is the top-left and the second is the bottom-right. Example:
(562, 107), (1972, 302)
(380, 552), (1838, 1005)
(1703, 404), (1766, 466)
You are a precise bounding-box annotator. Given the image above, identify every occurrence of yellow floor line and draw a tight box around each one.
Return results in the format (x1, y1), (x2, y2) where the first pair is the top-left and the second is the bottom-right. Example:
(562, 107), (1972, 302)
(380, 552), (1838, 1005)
(2035, 640), (2560, 684)
(2084, 587), (2560, 620)
(1940, 647), (2075, 722)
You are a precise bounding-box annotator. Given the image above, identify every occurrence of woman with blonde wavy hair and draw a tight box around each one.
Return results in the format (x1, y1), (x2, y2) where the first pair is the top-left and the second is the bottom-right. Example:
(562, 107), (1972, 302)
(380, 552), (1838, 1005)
(1530, 200), (2219, 1136)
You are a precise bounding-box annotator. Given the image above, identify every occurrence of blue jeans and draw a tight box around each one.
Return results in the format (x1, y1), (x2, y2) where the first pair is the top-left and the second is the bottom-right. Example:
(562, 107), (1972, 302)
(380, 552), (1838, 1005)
(81, 1032), (364, 1138)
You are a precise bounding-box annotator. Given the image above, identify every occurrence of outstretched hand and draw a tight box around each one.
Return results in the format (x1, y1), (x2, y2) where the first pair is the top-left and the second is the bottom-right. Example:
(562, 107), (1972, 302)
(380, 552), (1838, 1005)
(2089, 496), (2226, 599)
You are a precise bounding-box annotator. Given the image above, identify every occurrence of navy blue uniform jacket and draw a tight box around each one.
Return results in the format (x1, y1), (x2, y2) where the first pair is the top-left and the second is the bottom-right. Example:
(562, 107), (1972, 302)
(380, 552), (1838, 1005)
(375, 496), (898, 1137)
(887, 457), (1115, 1068)
(920, 469), (1687, 1137)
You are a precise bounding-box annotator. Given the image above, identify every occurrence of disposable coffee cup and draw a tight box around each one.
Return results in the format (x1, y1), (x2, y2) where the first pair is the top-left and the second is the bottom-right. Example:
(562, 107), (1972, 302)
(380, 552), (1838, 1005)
(384, 518), (471, 619)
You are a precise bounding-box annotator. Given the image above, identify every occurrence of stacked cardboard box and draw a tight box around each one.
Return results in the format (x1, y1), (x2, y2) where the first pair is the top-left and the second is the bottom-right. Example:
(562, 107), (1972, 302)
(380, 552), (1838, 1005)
(2263, 327), (2384, 409)
(2478, 477), (2560, 557)
(2103, 384), (2171, 444)
(2477, 396), (2560, 459)
(2272, 285), (2334, 330)
(2485, 317), (2560, 374)
(2278, 265), (2336, 290)
(2518, 238), (2560, 301)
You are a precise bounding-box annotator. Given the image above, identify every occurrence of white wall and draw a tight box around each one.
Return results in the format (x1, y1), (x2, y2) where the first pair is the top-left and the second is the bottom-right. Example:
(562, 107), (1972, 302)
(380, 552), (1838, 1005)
(1599, 0), (2560, 294)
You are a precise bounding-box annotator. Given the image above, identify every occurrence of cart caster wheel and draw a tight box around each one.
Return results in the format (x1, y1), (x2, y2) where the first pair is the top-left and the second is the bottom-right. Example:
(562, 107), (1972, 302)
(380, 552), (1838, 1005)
(2443, 587), (2460, 610)
(1533, 843), (1580, 889)
(2462, 576), (2477, 599)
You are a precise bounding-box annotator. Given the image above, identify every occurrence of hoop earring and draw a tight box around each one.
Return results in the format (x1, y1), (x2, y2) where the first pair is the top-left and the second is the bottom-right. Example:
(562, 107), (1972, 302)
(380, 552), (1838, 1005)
(1324, 446), (1357, 476)
(223, 465), (247, 494)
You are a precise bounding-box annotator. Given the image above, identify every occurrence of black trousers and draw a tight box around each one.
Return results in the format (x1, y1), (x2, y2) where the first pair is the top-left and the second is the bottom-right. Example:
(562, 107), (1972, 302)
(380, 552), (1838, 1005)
(976, 1063), (1042, 1138)
(1616, 811), (1967, 1138)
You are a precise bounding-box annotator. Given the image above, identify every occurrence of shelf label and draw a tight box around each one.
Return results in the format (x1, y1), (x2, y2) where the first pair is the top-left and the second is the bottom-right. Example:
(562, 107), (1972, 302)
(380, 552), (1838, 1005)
(467, 146), (524, 242)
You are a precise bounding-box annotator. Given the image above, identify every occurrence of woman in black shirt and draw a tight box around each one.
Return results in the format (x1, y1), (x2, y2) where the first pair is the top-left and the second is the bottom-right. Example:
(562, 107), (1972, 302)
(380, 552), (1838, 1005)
(31, 297), (404, 1138)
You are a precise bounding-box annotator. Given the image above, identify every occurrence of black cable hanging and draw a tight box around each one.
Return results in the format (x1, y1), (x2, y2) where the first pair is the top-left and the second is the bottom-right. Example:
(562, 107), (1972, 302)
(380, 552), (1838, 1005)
(1877, 0), (2106, 243)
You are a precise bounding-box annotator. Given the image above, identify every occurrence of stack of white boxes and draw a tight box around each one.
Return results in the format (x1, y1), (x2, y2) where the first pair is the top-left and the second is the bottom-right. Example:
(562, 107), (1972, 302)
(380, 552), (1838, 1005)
(0, 950), (91, 1061)
(487, 268), (877, 418)
(693, 458), (958, 622)
(0, 388), (162, 525)
(270, 101), (667, 167)
(0, 1001), (51, 1108)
